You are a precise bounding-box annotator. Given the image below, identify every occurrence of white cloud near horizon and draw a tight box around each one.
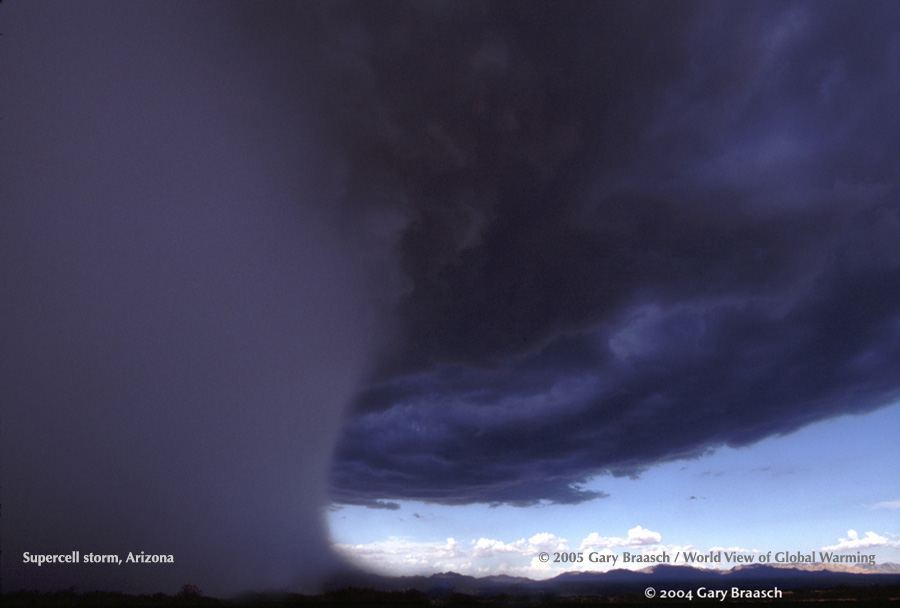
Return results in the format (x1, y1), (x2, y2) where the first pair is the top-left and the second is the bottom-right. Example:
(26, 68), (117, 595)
(336, 525), (900, 580)
(472, 532), (569, 558)
(335, 526), (691, 578)
(334, 532), (574, 577)
(821, 530), (900, 551)
(580, 525), (662, 549)
(334, 536), (466, 575)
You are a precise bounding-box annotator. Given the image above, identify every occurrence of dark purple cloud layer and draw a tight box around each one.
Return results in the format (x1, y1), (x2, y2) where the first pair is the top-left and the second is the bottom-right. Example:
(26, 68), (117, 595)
(2, 1), (898, 597)
(321, 1), (900, 507)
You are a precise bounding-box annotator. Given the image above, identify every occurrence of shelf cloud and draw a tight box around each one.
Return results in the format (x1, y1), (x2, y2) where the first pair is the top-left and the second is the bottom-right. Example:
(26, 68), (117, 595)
(317, 1), (900, 507)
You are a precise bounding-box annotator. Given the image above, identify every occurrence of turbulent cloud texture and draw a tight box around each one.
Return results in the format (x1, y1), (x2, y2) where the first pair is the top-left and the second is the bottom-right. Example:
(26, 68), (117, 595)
(2, 1), (898, 597)
(322, 1), (900, 507)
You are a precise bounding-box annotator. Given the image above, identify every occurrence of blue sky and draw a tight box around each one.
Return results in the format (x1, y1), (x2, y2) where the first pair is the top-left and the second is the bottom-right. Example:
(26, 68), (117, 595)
(329, 401), (900, 578)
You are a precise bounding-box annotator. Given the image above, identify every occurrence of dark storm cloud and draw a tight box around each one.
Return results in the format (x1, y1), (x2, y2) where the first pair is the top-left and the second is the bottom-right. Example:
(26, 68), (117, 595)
(3, 3), (898, 600)
(316, 1), (900, 507)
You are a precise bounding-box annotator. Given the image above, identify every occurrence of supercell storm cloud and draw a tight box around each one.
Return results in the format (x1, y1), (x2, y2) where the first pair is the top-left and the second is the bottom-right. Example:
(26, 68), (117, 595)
(322, 1), (900, 507)
(1, 0), (898, 598)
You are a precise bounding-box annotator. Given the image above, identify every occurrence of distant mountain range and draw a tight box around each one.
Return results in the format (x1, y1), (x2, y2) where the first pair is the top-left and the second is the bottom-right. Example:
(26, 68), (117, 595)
(327, 563), (900, 598)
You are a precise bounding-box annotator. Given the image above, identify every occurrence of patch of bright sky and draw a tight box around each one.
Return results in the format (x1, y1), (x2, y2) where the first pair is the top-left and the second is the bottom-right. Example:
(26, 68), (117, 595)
(328, 402), (900, 578)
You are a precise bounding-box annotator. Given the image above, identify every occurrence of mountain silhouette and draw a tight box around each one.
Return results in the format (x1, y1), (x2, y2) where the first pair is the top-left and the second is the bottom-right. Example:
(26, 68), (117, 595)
(326, 563), (900, 597)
